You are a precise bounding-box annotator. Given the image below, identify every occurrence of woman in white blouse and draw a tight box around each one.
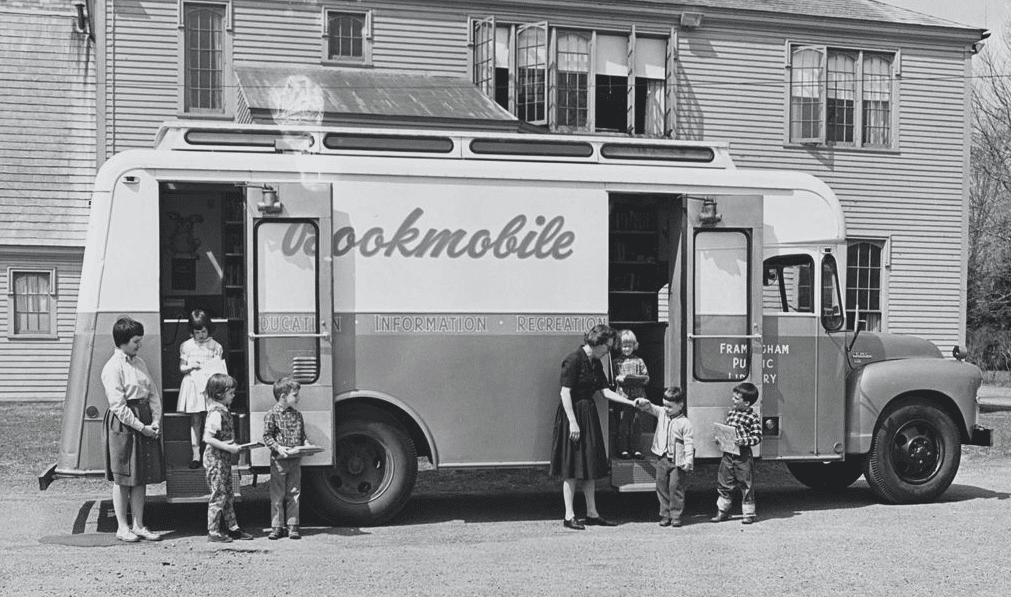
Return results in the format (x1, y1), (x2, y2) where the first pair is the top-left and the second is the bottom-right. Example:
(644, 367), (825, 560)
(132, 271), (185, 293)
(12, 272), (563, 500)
(101, 316), (166, 542)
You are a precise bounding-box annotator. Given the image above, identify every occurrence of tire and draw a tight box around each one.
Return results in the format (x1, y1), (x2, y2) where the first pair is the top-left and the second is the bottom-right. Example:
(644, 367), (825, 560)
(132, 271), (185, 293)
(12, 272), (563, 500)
(786, 458), (864, 491)
(304, 405), (418, 526)
(864, 400), (961, 504)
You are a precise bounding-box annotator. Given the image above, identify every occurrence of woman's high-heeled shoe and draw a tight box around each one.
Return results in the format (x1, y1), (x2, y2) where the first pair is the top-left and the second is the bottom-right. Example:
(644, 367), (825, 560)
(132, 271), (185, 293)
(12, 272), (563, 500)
(563, 518), (585, 530)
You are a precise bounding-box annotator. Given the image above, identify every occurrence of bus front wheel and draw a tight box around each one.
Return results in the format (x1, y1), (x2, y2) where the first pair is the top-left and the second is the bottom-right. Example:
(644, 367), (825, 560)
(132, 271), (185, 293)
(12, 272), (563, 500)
(305, 406), (418, 526)
(864, 400), (960, 504)
(786, 459), (864, 491)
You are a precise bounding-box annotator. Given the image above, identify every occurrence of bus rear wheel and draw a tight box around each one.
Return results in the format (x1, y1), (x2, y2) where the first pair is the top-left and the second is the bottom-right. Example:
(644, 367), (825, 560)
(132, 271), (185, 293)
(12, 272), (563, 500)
(786, 459), (864, 491)
(864, 400), (960, 504)
(305, 406), (418, 526)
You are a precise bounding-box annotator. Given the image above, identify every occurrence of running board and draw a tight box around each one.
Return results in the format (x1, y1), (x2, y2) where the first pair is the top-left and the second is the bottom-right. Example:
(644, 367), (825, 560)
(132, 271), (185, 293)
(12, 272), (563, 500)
(610, 458), (657, 492)
(165, 467), (242, 504)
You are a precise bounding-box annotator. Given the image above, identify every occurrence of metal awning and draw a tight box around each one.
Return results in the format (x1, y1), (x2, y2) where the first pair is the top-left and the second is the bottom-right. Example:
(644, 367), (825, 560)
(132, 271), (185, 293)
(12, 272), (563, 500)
(235, 65), (532, 132)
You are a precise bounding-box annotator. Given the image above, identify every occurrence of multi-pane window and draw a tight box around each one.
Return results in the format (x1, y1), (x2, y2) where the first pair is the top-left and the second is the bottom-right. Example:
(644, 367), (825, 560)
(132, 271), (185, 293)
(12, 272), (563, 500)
(789, 44), (896, 147)
(8, 269), (56, 338)
(326, 11), (365, 60)
(472, 19), (671, 136)
(516, 24), (547, 124)
(846, 241), (884, 331)
(556, 32), (589, 129)
(183, 3), (225, 112)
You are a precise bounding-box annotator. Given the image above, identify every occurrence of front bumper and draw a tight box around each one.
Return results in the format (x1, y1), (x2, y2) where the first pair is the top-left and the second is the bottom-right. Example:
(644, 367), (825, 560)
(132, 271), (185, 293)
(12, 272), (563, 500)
(968, 425), (993, 447)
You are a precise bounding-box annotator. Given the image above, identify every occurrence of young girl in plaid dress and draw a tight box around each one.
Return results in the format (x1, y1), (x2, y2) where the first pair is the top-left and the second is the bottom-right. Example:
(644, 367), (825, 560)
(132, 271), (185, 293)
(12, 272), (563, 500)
(202, 373), (253, 542)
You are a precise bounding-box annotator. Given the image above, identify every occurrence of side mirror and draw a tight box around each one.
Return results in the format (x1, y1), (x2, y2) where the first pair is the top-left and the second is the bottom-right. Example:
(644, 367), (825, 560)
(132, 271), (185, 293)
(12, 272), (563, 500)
(822, 305), (844, 332)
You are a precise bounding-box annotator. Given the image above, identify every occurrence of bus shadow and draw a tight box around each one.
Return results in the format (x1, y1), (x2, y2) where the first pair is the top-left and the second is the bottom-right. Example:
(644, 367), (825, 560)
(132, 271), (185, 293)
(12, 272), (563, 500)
(392, 479), (1011, 527)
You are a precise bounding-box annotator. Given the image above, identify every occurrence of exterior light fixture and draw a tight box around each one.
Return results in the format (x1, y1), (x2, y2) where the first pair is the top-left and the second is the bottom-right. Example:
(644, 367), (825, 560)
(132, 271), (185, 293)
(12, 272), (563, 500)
(72, 1), (93, 40)
(680, 12), (703, 30)
(699, 197), (722, 226)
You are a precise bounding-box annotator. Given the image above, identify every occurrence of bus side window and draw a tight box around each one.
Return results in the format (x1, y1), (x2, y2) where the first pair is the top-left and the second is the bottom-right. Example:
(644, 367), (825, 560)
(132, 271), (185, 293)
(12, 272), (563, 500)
(820, 254), (845, 331)
(763, 255), (814, 314)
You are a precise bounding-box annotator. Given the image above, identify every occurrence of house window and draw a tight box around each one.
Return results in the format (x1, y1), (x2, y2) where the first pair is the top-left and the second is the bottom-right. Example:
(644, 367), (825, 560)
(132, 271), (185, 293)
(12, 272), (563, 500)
(472, 19), (673, 136)
(846, 241), (885, 331)
(788, 44), (896, 147)
(183, 3), (226, 113)
(516, 24), (547, 124)
(323, 9), (372, 64)
(7, 269), (57, 339)
(556, 32), (589, 129)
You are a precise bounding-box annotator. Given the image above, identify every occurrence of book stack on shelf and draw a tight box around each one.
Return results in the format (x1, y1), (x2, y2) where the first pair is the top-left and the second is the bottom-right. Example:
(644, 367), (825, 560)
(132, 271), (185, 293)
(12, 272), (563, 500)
(609, 205), (659, 325)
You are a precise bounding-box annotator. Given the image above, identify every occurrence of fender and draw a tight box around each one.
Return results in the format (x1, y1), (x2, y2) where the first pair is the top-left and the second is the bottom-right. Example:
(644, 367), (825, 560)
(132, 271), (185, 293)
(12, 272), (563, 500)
(335, 389), (439, 466)
(846, 358), (982, 454)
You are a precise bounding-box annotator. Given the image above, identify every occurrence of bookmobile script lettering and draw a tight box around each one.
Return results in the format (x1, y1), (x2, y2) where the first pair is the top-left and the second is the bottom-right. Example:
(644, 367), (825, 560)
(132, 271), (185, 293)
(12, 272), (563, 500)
(282, 208), (576, 260)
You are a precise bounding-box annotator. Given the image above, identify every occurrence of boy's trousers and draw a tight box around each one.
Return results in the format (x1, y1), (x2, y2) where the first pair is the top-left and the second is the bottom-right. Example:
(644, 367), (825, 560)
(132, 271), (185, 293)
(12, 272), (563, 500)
(269, 457), (302, 529)
(716, 446), (755, 517)
(655, 454), (686, 522)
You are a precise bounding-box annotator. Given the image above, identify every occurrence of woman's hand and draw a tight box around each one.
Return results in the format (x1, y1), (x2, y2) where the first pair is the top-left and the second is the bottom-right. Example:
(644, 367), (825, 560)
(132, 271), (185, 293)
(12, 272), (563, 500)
(140, 425), (157, 438)
(568, 421), (581, 442)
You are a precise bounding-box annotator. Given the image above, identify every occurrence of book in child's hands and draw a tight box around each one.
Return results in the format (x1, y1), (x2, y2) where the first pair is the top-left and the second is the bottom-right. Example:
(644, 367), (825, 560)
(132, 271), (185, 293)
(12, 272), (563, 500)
(713, 423), (740, 456)
(289, 445), (324, 455)
(237, 441), (264, 450)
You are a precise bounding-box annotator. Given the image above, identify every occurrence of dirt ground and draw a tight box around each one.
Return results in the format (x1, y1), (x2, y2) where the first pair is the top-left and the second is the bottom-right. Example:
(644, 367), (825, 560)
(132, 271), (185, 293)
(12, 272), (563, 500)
(2, 408), (1011, 596)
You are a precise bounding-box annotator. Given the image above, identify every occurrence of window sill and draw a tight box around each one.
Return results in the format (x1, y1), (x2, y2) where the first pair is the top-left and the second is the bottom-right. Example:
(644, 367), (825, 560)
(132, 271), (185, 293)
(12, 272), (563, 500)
(177, 112), (235, 121)
(321, 59), (372, 68)
(7, 334), (59, 341)
(783, 143), (900, 155)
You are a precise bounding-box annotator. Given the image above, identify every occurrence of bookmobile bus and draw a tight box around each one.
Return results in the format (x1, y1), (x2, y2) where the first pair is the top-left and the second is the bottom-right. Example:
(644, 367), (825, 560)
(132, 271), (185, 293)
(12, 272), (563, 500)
(40, 121), (991, 524)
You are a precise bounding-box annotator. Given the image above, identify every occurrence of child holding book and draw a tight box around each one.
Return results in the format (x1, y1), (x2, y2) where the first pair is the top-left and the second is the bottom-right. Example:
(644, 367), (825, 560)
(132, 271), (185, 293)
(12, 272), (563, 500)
(263, 377), (312, 540)
(711, 381), (762, 525)
(636, 386), (694, 527)
(614, 329), (649, 459)
(177, 309), (225, 469)
(202, 373), (254, 542)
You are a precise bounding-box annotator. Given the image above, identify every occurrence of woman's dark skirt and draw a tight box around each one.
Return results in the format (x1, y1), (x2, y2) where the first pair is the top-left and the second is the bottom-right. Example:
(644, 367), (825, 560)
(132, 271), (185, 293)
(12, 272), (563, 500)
(549, 395), (609, 480)
(104, 401), (165, 486)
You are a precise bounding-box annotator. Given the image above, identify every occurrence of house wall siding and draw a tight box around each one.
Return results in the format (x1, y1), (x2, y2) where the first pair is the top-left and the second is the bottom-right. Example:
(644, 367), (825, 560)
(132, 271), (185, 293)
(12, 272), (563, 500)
(0, 249), (84, 401)
(101, 0), (973, 351)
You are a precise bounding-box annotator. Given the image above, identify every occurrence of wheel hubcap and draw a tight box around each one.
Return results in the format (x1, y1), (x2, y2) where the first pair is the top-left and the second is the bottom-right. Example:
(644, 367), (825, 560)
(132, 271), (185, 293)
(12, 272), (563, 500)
(326, 434), (392, 504)
(891, 420), (942, 484)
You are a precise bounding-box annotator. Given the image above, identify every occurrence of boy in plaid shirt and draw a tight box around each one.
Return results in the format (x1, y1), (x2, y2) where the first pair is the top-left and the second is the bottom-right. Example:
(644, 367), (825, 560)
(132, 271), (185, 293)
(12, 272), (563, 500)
(711, 381), (762, 525)
(263, 377), (310, 539)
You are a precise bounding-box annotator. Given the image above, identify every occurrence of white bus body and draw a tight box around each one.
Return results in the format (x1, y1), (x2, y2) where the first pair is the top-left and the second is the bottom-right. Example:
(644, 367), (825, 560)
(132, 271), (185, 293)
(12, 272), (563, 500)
(42, 123), (990, 524)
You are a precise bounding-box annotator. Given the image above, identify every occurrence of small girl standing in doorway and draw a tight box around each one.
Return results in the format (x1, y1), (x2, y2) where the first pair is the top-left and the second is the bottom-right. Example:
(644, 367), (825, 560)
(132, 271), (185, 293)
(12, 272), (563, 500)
(615, 329), (649, 459)
(177, 309), (225, 469)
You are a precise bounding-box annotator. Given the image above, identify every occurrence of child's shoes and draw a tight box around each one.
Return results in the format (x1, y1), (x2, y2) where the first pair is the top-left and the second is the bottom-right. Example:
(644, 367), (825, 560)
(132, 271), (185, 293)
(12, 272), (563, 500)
(658, 518), (671, 527)
(208, 531), (232, 543)
(268, 527), (285, 540)
(670, 518), (683, 528)
(288, 526), (301, 540)
(742, 516), (757, 525)
(619, 451), (630, 459)
(228, 527), (254, 540)
(710, 510), (731, 523)
(632, 451), (644, 460)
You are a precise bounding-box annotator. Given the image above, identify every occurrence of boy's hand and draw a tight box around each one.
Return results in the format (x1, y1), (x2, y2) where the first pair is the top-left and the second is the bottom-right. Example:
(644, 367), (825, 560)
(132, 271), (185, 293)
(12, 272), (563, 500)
(681, 463), (693, 472)
(277, 446), (290, 458)
(634, 398), (650, 411)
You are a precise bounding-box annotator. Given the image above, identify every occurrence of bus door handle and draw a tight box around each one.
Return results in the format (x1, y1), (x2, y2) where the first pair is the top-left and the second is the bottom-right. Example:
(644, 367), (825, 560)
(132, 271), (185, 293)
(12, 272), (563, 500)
(247, 332), (331, 339)
(687, 334), (763, 340)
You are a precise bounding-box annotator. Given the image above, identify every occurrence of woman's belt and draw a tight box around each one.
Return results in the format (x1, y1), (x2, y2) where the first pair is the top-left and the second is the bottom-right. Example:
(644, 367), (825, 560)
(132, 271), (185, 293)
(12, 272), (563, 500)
(126, 398), (150, 406)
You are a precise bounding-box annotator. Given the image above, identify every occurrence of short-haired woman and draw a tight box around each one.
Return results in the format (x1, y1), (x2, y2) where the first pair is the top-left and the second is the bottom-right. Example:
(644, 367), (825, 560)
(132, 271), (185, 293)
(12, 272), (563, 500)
(102, 316), (166, 542)
(549, 324), (637, 529)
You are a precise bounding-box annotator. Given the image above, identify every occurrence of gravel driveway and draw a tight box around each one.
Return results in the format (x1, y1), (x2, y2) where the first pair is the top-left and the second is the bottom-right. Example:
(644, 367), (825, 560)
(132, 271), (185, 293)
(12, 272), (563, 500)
(4, 451), (1011, 597)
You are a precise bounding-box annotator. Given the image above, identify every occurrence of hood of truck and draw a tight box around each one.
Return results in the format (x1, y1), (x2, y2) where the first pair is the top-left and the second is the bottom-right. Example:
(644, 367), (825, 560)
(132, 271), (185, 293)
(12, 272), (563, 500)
(847, 332), (942, 367)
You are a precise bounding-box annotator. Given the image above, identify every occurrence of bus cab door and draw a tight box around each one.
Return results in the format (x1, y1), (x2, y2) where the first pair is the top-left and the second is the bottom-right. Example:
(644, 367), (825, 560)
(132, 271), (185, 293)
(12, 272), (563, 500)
(685, 195), (764, 459)
(247, 183), (334, 467)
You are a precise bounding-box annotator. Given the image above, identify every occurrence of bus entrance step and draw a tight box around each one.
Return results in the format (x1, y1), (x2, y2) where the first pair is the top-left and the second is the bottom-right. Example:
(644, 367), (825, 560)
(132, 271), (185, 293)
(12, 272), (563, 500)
(165, 467), (241, 504)
(611, 458), (658, 488)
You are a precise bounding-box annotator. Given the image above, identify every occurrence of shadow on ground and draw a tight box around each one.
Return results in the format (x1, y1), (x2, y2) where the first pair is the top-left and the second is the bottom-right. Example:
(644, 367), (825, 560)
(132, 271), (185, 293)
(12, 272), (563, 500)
(39, 462), (1011, 545)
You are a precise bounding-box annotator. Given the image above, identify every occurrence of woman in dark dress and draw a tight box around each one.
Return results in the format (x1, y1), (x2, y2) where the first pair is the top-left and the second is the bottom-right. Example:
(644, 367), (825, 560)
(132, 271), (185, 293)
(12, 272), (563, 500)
(550, 324), (637, 530)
